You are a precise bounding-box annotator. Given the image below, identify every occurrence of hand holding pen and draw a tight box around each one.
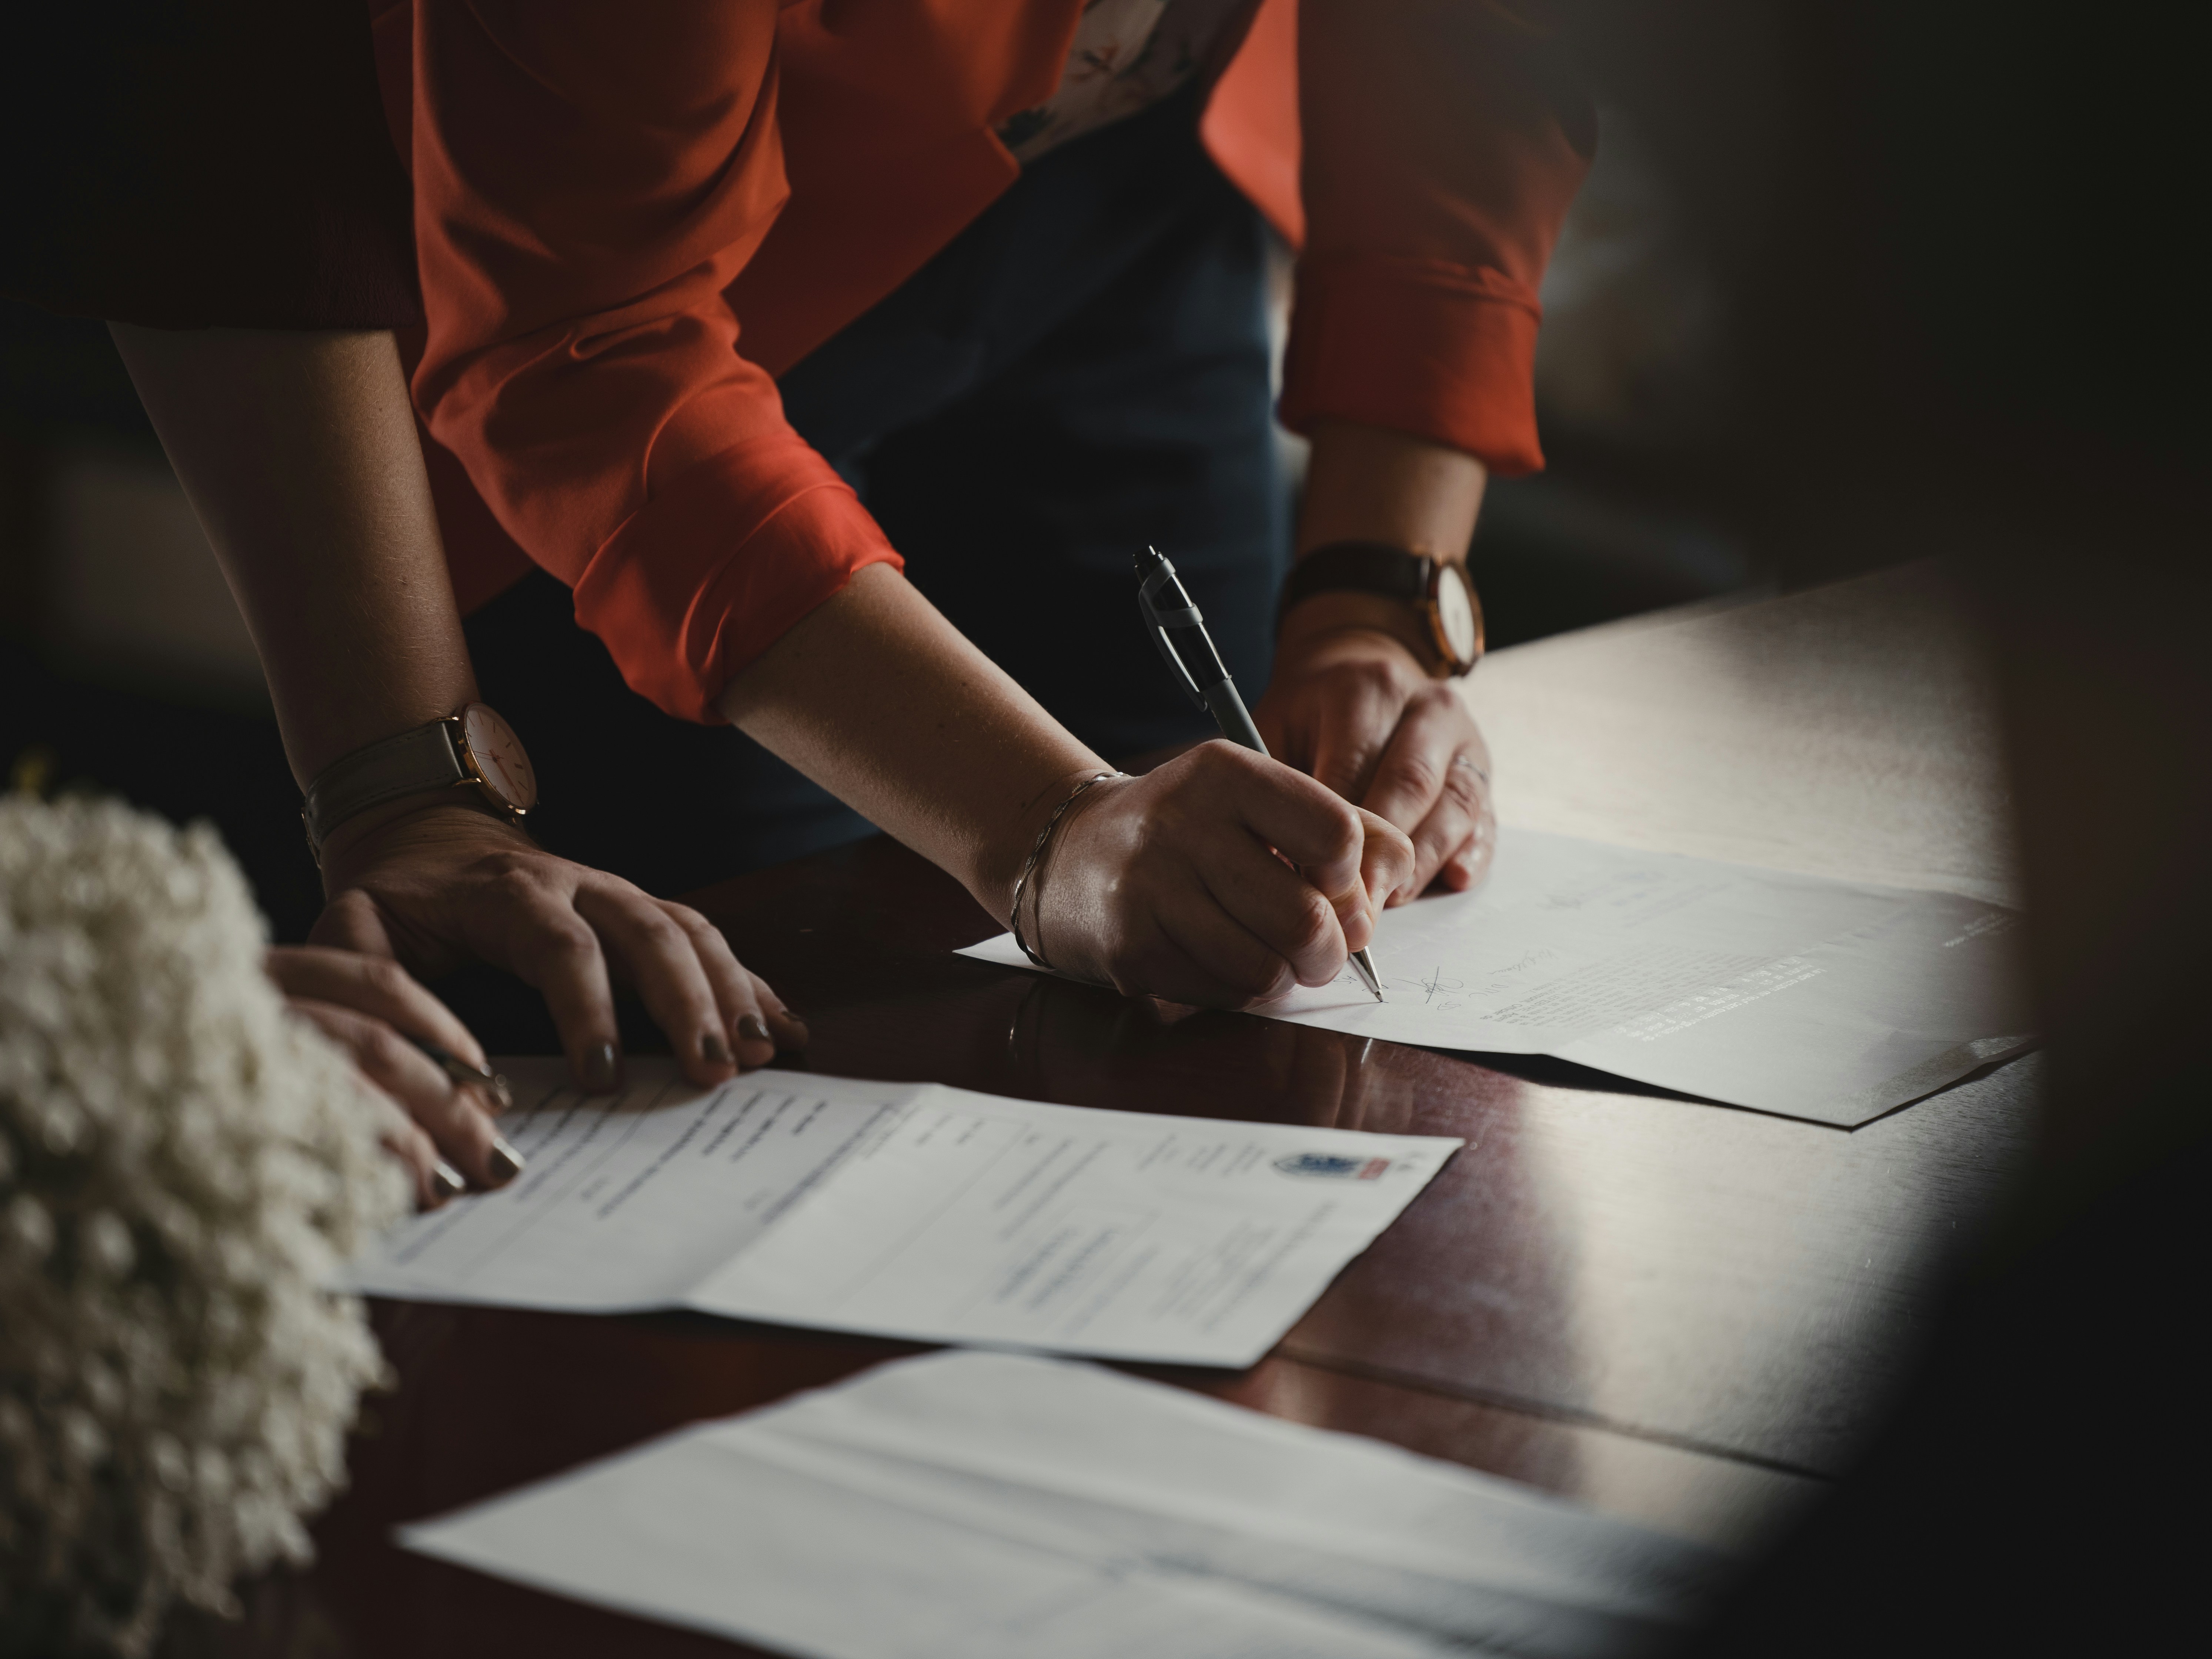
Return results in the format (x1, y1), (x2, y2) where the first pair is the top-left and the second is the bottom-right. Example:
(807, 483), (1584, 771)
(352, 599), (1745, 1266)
(1130, 546), (1399, 1003)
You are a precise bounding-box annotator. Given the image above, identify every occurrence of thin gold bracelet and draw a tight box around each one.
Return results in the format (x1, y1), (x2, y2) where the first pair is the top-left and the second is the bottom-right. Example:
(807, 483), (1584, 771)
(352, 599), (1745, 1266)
(1009, 771), (1125, 970)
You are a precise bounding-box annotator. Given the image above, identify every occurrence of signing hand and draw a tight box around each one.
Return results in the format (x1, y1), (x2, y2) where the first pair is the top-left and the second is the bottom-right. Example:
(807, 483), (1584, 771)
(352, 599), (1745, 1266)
(1030, 742), (1415, 1007)
(311, 798), (807, 1093)
(1255, 598), (1496, 904)
(266, 943), (513, 1209)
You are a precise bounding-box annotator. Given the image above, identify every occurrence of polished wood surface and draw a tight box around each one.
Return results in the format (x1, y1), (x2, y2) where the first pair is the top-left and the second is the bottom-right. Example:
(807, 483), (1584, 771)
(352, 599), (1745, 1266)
(172, 566), (2035, 1656)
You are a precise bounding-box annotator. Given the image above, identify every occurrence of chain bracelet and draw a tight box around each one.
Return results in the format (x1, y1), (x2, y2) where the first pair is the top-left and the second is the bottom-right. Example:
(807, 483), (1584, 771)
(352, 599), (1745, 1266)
(1009, 771), (1125, 970)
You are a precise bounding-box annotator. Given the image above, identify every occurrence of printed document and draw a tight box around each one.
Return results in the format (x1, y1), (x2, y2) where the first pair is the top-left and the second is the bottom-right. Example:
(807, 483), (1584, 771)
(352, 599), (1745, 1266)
(963, 828), (2033, 1124)
(346, 1062), (1458, 1367)
(403, 1350), (1731, 1659)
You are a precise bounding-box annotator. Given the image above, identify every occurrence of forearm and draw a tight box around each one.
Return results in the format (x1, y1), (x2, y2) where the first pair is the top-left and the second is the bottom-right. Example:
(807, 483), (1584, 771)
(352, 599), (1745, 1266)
(714, 564), (1104, 921)
(109, 325), (476, 788)
(1286, 419), (1488, 652)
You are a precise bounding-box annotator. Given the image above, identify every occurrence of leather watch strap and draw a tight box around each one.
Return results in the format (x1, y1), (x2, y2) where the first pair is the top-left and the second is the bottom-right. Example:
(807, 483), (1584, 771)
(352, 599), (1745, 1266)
(301, 721), (467, 857)
(1275, 541), (1432, 629)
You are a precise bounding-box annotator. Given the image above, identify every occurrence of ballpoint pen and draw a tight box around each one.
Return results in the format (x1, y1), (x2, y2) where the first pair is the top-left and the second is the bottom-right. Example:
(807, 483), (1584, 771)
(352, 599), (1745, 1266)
(1134, 545), (1385, 1003)
(406, 1034), (515, 1113)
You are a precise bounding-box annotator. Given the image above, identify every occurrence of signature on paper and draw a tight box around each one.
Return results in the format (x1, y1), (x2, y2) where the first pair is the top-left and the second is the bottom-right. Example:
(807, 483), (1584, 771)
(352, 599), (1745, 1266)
(1399, 965), (1464, 1011)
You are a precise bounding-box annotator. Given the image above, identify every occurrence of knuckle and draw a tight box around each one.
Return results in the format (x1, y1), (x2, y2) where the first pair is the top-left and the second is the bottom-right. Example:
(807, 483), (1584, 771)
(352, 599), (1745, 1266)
(1381, 751), (1442, 801)
(662, 903), (716, 938)
(1441, 764), (1482, 811)
(537, 916), (601, 961)
(486, 860), (550, 906)
(1328, 801), (1365, 860)
(361, 954), (414, 999)
(1293, 892), (1337, 956)
(359, 1020), (410, 1077)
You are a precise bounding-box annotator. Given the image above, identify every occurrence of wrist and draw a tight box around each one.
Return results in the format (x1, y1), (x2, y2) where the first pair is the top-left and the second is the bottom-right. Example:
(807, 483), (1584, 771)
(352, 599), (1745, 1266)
(972, 762), (1118, 925)
(316, 789), (527, 887)
(1276, 591), (1437, 671)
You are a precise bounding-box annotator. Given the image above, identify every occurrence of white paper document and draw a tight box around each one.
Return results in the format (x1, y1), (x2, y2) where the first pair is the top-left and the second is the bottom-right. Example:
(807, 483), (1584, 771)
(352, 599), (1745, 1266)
(346, 1062), (1458, 1366)
(402, 1349), (1731, 1659)
(963, 828), (2033, 1125)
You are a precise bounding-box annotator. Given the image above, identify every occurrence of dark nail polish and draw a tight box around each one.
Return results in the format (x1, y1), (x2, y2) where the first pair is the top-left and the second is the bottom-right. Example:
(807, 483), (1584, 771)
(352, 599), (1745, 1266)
(787, 1018), (811, 1049)
(703, 1031), (731, 1066)
(737, 1013), (772, 1046)
(431, 1159), (467, 1201)
(487, 1135), (525, 1184)
(580, 1041), (620, 1091)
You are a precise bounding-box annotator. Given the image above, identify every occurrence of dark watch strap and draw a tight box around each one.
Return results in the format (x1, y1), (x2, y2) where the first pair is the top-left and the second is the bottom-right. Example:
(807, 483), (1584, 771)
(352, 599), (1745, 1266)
(1275, 541), (1434, 630)
(301, 722), (468, 857)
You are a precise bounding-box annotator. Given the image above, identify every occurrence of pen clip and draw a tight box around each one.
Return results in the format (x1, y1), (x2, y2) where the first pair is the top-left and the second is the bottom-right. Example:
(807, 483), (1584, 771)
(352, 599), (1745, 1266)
(1138, 549), (1208, 709)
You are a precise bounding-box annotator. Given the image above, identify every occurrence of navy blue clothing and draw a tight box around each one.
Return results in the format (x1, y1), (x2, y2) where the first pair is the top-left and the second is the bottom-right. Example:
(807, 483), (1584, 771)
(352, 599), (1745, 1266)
(463, 84), (1284, 903)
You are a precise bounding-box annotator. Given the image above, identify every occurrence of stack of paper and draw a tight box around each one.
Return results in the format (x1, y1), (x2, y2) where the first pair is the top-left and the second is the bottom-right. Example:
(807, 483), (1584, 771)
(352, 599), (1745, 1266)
(403, 1350), (1732, 1658)
(963, 828), (2034, 1124)
(347, 1062), (1461, 1367)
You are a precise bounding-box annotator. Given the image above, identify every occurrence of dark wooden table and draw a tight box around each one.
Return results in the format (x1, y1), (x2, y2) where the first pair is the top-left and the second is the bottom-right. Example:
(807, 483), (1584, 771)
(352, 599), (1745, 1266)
(180, 567), (2039, 1657)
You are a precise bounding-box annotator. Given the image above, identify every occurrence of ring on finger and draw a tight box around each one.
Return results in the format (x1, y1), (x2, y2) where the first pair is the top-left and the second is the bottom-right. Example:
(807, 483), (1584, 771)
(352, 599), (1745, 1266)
(1451, 753), (1490, 785)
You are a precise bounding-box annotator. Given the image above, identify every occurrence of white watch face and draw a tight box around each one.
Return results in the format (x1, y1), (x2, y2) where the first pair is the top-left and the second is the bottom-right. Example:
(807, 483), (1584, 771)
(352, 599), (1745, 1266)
(457, 703), (538, 812)
(1435, 565), (1481, 668)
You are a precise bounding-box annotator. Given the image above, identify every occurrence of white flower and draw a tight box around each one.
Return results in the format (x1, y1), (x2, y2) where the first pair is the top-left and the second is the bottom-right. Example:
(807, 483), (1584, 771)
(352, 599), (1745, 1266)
(0, 795), (407, 1656)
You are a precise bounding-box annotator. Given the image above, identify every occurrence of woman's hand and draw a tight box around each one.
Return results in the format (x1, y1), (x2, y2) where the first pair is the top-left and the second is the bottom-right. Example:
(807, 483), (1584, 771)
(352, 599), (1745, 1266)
(1255, 604), (1497, 901)
(266, 944), (517, 1209)
(1025, 742), (1416, 1007)
(311, 798), (808, 1093)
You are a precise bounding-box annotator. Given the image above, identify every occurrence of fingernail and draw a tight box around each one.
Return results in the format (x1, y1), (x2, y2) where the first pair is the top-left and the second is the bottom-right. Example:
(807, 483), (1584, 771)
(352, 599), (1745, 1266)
(787, 1018), (811, 1049)
(581, 1041), (620, 1091)
(487, 1135), (525, 1184)
(736, 1014), (772, 1046)
(702, 1031), (731, 1066)
(431, 1159), (467, 1201)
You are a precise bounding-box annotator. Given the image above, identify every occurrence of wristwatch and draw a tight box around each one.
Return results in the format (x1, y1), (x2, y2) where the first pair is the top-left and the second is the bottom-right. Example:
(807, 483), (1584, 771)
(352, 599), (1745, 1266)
(301, 702), (538, 861)
(1276, 541), (1485, 678)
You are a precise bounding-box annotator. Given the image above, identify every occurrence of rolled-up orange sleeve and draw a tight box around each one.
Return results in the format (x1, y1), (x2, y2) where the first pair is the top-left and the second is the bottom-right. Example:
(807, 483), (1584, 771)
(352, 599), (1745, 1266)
(1278, 0), (1595, 476)
(404, 0), (898, 723)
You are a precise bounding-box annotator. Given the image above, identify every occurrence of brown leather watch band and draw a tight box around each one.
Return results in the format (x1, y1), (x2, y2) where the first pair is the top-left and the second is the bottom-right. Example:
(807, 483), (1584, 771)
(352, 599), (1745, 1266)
(1275, 542), (1432, 628)
(1276, 540), (1483, 677)
(300, 721), (471, 860)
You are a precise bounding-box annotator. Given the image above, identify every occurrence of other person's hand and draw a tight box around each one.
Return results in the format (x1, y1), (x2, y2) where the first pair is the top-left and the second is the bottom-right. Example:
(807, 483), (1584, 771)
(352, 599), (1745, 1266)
(1255, 598), (1496, 903)
(311, 799), (807, 1093)
(266, 943), (514, 1209)
(1026, 742), (1415, 1007)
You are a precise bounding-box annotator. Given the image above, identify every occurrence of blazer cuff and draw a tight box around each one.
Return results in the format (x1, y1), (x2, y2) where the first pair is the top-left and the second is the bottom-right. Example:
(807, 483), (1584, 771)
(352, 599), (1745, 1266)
(1279, 254), (1547, 477)
(572, 435), (903, 724)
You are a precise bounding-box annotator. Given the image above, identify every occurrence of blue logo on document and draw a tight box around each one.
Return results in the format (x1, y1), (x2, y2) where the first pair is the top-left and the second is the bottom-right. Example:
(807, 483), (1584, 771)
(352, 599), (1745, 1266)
(1274, 1152), (1390, 1181)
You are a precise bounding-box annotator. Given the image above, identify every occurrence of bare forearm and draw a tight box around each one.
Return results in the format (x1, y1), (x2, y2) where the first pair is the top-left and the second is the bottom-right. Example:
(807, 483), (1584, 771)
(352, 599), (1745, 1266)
(1297, 419), (1486, 558)
(109, 325), (476, 787)
(1283, 419), (1489, 658)
(714, 564), (1103, 920)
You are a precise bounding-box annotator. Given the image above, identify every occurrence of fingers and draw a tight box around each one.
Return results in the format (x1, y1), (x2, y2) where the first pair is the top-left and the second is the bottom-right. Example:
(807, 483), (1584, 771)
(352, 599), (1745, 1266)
(265, 945), (490, 1072)
(573, 886), (741, 1086)
(363, 1084), (448, 1210)
(1350, 809), (1417, 939)
(1401, 752), (1489, 897)
(1150, 901), (1299, 1007)
(290, 997), (518, 1193)
(1182, 818), (1348, 990)
(663, 900), (811, 1065)
(469, 864), (627, 1092)
(310, 886), (400, 959)
(1303, 665), (1405, 805)
(1437, 802), (1498, 892)
(1195, 742), (1369, 914)
(1358, 687), (1457, 847)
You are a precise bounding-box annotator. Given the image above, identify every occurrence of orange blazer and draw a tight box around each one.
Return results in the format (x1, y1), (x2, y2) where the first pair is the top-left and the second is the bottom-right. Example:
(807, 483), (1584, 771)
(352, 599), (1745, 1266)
(372, 1), (1592, 722)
